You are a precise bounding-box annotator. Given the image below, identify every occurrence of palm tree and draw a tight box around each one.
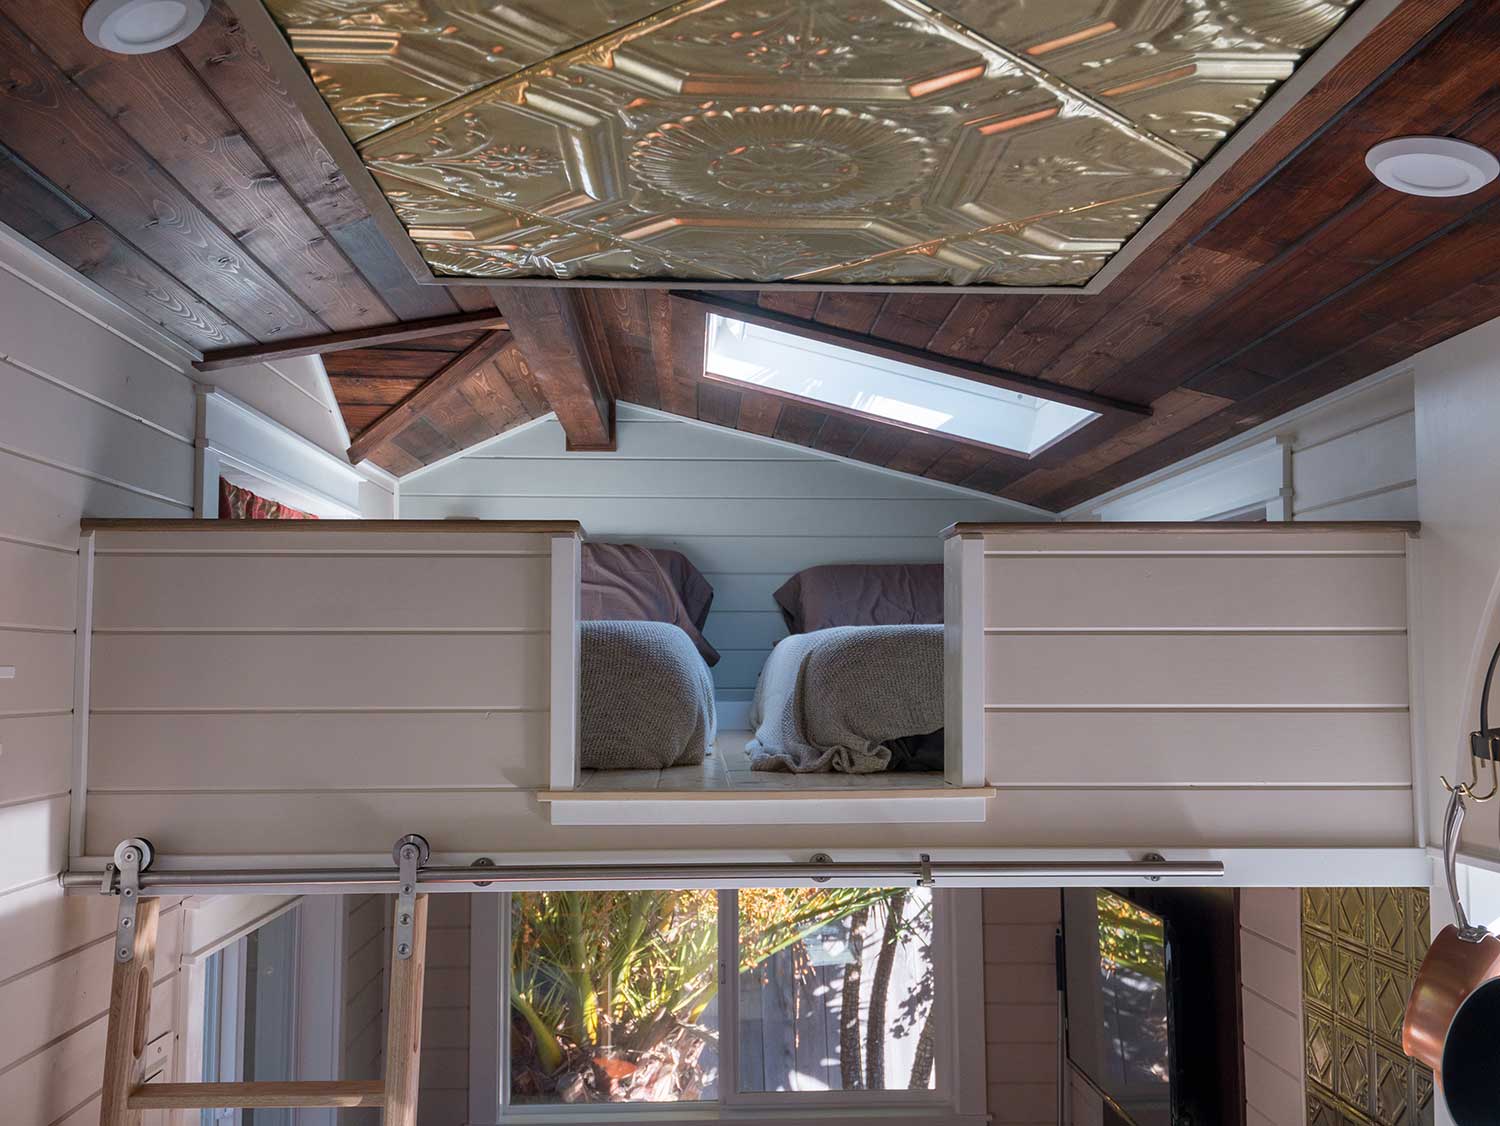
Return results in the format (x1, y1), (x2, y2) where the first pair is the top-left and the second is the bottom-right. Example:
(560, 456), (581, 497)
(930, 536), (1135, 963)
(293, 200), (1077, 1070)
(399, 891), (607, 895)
(838, 906), (869, 1090)
(865, 891), (907, 1089)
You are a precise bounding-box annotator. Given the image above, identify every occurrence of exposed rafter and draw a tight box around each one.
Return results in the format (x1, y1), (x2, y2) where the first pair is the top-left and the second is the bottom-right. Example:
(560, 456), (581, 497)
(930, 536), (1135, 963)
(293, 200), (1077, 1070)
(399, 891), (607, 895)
(193, 311), (509, 371)
(497, 287), (616, 452)
(347, 329), (514, 463)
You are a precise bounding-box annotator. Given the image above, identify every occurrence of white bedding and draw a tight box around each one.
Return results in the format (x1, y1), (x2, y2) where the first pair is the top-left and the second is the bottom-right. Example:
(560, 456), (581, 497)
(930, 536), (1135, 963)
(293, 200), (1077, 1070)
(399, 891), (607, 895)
(746, 624), (944, 773)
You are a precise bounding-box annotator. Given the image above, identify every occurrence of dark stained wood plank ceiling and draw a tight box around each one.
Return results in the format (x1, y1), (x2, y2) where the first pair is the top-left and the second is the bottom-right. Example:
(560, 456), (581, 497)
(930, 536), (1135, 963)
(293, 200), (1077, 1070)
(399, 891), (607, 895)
(4, 0), (1499, 515)
(0, 0), (491, 352)
(326, 328), (492, 438)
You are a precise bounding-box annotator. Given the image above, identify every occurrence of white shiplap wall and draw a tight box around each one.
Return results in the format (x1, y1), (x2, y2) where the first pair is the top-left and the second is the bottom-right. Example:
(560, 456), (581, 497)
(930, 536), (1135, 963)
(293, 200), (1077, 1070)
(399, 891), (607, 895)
(1290, 372), (1415, 521)
(982, 889), (1061, 1126)
(0, 232), (198, 1126)
(1239, 889), (1306, 1126)
(1078, 368), (1416, 523)
(342, 894), (388, 1126)
(400, 403), (1041, 705)
(972, 525), (1416, 848)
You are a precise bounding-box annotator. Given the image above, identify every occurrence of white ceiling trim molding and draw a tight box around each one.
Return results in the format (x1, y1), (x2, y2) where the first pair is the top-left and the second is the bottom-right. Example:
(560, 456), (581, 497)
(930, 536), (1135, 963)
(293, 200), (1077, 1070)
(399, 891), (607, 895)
(197, 386), (380, 518)
(1088, 437), (1291, 524)
(0, 218), (201, 373)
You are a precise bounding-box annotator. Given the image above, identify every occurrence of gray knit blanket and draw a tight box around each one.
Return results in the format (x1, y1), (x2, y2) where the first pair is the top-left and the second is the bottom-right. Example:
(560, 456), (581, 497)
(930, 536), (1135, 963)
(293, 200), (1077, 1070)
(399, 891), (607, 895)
(579, 620), (715, 771)
(747, 625), (944, 773)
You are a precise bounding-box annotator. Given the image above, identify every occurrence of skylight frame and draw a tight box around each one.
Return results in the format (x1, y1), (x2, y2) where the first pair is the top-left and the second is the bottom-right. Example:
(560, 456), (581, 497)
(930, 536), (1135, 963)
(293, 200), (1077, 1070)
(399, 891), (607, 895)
(701, 313), (1103, 460)
(233, 0), (1404, 294)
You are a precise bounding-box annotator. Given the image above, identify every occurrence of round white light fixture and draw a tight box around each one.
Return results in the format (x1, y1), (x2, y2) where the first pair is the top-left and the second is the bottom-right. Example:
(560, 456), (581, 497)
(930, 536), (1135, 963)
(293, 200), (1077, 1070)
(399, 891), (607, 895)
(1366, 136), (1500, 197)
(82, 0), (208, 55)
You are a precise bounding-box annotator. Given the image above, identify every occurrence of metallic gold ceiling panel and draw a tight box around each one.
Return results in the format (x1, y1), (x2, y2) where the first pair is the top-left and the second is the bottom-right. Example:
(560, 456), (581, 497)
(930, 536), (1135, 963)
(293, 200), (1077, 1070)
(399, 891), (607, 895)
(265, 0), (1359, 285)
(264, 0), (668, 140)
(927, 0), (1357, 158)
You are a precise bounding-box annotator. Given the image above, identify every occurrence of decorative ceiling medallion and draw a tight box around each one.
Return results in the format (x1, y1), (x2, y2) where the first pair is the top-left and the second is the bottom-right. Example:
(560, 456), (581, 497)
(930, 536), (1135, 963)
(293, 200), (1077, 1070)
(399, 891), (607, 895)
(264, 0), (1362, 286)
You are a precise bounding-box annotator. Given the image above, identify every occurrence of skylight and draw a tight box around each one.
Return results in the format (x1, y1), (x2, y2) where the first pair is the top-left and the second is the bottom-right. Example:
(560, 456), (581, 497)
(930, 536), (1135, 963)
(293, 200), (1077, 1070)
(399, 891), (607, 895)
(703, 315), (1099, 457)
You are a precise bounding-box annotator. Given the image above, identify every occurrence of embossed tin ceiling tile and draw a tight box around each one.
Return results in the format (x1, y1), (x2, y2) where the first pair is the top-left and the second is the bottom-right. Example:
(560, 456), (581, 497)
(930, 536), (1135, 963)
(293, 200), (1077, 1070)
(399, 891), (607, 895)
(618, 0), (985, 98)
(927, 0), (1355, 157)
(266, 0), (670, 141)
(266, 0), (1362, 284)
(938, 111), (1191, 230)
(946, 232), (1111, 287)
(621, 220), (944, 284)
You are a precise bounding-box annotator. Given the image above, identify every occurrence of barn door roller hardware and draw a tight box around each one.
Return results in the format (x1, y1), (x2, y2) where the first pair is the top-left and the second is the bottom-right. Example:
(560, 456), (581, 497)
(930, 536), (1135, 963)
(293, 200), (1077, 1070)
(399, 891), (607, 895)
(96, 835), (432, 1126)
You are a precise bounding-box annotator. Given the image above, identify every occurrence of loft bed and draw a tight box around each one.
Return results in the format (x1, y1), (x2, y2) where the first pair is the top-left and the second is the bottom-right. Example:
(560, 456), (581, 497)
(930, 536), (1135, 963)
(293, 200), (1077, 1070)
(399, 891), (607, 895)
(70, 518), (1422, 869)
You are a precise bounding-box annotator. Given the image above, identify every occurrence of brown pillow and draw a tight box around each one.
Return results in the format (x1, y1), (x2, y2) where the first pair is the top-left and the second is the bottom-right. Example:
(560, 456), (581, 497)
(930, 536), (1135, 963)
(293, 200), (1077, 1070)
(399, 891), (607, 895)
(581, 543), (719, 666)
(647, 548), (714, 631)
(773, 563), (944, 634)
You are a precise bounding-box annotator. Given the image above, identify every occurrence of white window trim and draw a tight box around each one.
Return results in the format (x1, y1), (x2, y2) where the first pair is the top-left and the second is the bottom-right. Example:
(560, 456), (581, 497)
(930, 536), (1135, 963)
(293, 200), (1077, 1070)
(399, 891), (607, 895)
(468, 889), (986, 1126)
(194, 385), (389, 519)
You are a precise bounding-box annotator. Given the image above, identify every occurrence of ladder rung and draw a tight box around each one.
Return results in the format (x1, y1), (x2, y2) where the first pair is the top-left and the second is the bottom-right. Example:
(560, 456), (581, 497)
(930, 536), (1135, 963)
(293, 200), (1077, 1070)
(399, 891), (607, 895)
(127, 1081), (387, 1110)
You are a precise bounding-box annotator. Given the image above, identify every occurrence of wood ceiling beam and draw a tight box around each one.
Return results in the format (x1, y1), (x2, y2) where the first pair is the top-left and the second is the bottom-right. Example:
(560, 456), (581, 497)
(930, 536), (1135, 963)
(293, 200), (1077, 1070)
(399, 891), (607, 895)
(347, 329), (513, 463)
(193, 311), (509, 371)
(670, 291), (1152, 420)
(495, 288), (615, 451)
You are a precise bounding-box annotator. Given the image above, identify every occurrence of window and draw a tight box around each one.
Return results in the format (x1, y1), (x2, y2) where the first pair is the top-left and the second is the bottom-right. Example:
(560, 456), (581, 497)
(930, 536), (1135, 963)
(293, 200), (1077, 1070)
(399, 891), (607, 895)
(479, 887), (980, 1124)
(704, 314), (1099, 457)
(200, 907), (301, 1126)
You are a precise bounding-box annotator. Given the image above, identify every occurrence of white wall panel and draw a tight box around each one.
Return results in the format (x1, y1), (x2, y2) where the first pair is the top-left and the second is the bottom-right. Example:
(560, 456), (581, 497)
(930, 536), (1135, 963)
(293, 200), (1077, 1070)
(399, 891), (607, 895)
(92, 551), (549, 631)
(0, 629), (73, 716)
(0, 793), (69, 896)
(983, 553), (1407, 630)
(986, 710), (1411, 787)
(0, 712), (73, 805)
(984, 633), (1408, 709)
(0, 902), (180, 1075)
(0, 364), (193, 507)
(1293, 409), (1416, 518)
(975, 526), (1415, 851)
(91, 631), (547, 711)
(0, 538), (77, 626)
(84, 524), (566, 860)
(90, 711), (548, 791)
(1239, 889), (1306, 1126)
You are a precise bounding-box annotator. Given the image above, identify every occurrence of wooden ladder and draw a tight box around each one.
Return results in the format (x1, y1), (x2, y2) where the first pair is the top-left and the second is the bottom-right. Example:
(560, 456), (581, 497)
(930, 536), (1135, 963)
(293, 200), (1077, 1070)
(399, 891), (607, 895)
(100, 895), (429, 1125)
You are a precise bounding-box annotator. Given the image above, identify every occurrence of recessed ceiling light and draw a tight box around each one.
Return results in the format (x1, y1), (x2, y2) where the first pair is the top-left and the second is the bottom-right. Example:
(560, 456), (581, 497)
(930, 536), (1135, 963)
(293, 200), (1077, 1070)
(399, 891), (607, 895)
(1366, 136), (1500, 197)
(82, 0), (208, 55)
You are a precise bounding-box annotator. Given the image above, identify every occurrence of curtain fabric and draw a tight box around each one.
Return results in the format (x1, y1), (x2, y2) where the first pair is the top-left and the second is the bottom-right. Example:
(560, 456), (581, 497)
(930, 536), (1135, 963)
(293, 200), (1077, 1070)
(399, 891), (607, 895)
(218, 478), (318, 520)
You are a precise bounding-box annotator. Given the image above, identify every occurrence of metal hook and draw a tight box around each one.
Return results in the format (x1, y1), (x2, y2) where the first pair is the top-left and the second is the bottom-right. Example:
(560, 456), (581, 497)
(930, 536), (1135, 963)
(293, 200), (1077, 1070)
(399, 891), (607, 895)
(1440, 740), (1500, 803)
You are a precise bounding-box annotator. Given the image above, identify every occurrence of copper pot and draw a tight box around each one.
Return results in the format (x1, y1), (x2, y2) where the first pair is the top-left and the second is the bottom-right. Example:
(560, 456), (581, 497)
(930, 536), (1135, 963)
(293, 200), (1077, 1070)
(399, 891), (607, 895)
(1401, 787), (1500, 1115)
(1401, 922), (1500, 1072)
(1441, 978), (1500, 1123)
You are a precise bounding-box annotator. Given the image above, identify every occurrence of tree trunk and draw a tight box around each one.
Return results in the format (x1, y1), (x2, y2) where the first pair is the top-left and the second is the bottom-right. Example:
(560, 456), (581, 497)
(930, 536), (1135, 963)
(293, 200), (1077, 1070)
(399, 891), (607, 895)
(907, 1005), (937, 1089)
(839, 907), (869, 1090)
(865, 892), (907, 1089)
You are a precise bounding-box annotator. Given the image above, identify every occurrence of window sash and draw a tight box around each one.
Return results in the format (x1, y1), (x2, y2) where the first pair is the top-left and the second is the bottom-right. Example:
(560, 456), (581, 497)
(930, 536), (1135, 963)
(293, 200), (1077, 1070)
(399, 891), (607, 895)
(483, 889), (965, 1122)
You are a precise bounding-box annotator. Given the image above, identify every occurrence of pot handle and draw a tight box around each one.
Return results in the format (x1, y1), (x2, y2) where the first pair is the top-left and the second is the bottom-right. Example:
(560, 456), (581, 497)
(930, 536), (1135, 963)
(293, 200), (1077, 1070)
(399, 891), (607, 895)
(1444, 786), (1490, 943)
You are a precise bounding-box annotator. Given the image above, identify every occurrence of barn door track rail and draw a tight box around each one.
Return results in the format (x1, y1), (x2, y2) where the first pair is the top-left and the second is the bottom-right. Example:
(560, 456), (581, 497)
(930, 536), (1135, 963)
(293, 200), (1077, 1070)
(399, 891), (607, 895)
(69, 834), (1224, 900)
